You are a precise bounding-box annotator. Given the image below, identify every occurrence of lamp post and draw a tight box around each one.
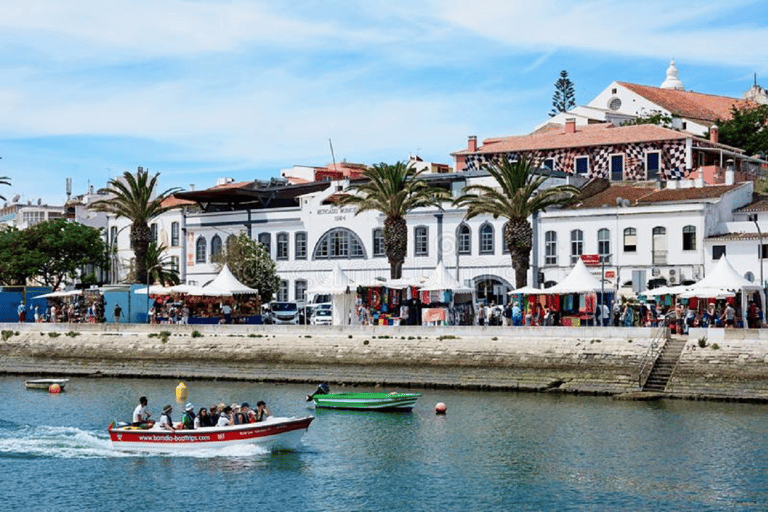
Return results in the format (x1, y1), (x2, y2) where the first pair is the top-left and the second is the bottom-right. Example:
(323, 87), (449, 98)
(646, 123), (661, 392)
(749, 214), (765, 320)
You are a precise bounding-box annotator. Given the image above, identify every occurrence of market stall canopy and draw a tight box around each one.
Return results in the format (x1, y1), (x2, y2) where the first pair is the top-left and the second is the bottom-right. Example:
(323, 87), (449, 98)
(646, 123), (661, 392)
(420, 261), (473, 293)
(686, 255), (759, 294)
(169, 283), (207, 295)
(134, 284), (173, 295)
(199, 265), (259, 296)
(306, 264), (356, 295)
(642, 284), (694, 296)
(542, 259), (603, 294)
(508, 285), (543, 295)
(36, 290), (83, 299)
(678, 286), (736, 299)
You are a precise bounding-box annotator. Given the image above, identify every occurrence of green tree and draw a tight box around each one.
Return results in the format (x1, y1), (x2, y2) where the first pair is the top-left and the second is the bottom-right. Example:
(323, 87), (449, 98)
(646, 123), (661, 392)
(550, 70), (576, 117)
(0, 220), (108, 288)
(0, 176), (11, 201)
(89, 167), (180, 284)
(623, 110), (674, 128)
(454, 157), (580, 288)
(337, 161), (450, 279)
(707, 104), (768, 157)
(214, 232), (280, 304)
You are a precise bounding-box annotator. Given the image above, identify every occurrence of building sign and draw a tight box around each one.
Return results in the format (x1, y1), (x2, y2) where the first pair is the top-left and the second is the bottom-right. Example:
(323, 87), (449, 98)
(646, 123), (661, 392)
(316, 206), (357, 222)
(604, 270), (616, 279)
(580, 254), (600, 266)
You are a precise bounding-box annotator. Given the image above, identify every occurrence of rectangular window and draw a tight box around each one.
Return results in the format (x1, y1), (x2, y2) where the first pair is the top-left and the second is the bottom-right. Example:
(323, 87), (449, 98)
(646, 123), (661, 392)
(414, 227), (428, 256)
(646, 151), (660, 180)
(623, 228), (637, 253)
(151, 223), (158, 243)
(712, 245), (726, 260)
(762, 244), (768, 259)
(258, 233), (271, 255)
(276, 233), (289, 260)
(295, 232), (307, 260)
(171, 222), (180, 247)
(570, 230), (583, 265)
(277, 280), (289, 302)
(170, 256), (179, 271)
(542, 158), (554, 171)
(682, 226), (696, 251)
(545, 231), (557, 266)
(610, 154), (624, 181)
(575, 156), (589, 175)
(295, 280), (307, 302)
(372, 229), (385, 257)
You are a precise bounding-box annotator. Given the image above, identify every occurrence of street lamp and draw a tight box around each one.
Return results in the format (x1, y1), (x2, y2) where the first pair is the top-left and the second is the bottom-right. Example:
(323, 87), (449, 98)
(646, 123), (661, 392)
(749, 214), (765, 320)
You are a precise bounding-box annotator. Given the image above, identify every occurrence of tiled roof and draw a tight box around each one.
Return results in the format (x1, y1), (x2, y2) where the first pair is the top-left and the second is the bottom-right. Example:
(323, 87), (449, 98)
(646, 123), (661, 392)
(456, 123), (689, 155)
(706, 232), (766, 241)
(618, 82), (756, 124)
(570, 183), (742, 209)
(162, 195), (195, 208)
(734, 195), (768, 213)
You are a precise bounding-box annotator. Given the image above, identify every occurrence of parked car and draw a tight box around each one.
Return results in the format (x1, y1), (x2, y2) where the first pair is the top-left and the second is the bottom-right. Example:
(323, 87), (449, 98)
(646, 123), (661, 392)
(269, 301), (300, 324)
(310, 308), (333, 325)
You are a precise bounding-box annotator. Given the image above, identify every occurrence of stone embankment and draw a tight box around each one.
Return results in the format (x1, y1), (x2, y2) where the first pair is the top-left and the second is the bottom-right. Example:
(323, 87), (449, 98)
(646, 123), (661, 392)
(1, 323), (767, 401)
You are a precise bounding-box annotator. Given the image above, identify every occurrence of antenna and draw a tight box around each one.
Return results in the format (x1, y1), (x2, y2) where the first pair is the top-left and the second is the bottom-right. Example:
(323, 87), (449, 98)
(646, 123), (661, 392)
(329, 139), (337, 171)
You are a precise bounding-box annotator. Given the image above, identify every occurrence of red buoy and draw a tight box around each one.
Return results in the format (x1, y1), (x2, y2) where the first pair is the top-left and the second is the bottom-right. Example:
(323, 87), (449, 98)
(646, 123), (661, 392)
(49, 384), (61, 394)
(435, 402), (447, 414)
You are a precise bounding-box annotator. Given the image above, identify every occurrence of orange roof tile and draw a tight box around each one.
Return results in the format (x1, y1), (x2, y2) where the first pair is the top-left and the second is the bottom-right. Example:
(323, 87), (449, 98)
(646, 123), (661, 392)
(162, 195), (195, 208)
(618, 82), (757, 124)
(570, 183), (742, 209)
(459, 123), (689, 155)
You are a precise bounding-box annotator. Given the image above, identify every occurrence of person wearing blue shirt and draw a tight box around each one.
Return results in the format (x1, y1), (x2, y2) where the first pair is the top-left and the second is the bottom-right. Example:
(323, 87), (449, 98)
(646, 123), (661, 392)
(511, 302), (523, 326)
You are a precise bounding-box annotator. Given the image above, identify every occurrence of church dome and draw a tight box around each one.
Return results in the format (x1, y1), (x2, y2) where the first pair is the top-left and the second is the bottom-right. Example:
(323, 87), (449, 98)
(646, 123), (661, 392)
(660, 59), (685, 90)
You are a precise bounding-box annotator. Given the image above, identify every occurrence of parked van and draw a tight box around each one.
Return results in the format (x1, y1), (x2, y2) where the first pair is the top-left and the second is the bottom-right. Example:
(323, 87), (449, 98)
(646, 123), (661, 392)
(269, 301), (300, 324)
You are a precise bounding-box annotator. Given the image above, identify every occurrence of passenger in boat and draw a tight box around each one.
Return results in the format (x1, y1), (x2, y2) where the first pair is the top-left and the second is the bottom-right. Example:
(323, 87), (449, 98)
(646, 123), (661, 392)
(194, 407), (212, 428)
(181, 403), (196, 430)
(209, 403), (221, 425)
(254, 401), (271, 422)
(217, 406), (233, 427)
(158, 404), (175, 431)
(234, 403), (250, 424)
(132, 396), (153, 427)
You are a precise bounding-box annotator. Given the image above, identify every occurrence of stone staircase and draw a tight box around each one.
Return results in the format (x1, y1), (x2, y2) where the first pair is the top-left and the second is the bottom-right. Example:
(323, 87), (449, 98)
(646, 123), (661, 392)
(641, 337), (687, 392)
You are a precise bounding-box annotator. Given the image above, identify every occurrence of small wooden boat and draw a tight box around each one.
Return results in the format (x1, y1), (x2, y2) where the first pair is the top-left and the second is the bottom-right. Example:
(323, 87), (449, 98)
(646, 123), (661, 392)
(108, 416), (314, 453)
(25, 378), (69, 390)
(307, 384), (420, 411)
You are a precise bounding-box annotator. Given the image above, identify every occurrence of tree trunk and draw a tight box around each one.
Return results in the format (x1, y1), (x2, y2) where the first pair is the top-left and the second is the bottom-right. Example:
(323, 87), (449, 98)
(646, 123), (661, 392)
(131, 223), (152, 284)
(505, 218), (532, 289)
(384, 216), (407, 280)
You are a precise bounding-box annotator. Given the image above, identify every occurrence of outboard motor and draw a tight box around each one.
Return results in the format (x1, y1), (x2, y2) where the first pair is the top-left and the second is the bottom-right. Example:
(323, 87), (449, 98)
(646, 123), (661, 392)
(306, 383), (331, 401)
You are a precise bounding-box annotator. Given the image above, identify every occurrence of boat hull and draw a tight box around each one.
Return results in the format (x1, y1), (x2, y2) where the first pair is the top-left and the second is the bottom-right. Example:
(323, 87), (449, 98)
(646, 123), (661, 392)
(25, 379), (69, 390)
(312, 392), (421, 411)
(108, 416), (313, 453)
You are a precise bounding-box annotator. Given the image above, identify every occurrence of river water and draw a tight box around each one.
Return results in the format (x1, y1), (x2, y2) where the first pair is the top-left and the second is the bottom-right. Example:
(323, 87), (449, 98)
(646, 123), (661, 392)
(2, 376), (767, 511)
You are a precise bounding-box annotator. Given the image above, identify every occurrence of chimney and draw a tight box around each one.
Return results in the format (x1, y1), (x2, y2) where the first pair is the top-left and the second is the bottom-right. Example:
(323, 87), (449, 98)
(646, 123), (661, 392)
(565, 118), (576, 134)
(468, 136), (477, 152)
(710, 125), (719, 144)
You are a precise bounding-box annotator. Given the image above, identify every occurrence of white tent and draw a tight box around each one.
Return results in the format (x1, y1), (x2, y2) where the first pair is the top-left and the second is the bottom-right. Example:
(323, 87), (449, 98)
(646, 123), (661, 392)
(36, 290), (83, 299)
(508, 285), (543, 295)
(306, 264), (356, 325)
(199, 265), (259, 296)
(134, 284), (173, 295)
(420, 261), (473, 293)
(682, 256), (764, 321)
(541, 259), (603, 294)
(642, 284), (694, 297)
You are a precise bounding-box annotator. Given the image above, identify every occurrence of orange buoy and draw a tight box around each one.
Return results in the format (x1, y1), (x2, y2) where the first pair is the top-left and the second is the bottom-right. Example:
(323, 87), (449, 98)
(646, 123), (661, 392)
(49, 384), (61, 394)
(435, 402), (447, 414)
(175, 382), (188, 403)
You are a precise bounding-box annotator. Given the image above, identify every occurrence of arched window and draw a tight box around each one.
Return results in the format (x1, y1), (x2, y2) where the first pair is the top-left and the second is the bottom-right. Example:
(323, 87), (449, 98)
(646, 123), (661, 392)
(623, 227), (637, 252)
(682, 225), (696, 251)
(312, 228), (367, 259)
(295, 232), (307, 259)
(502, 222), (510, 254)
(295, 279), (307, 301)
(414, 226), (428, 256)
(598, 228), (610, 263)
(110, 226), (118, 248)
(652, 226), (667, 264)
(210, 235), (223, 260)
(457, 224), (471, 255)
(570, 229), (583, 264)
(150, 223), (158, 244)
(479, 223), (494, 254)
(545, 231), (557, 265)
(258, 233), (271, 255)
(195, 237), (207, 263)
(276, 232), (289, 260)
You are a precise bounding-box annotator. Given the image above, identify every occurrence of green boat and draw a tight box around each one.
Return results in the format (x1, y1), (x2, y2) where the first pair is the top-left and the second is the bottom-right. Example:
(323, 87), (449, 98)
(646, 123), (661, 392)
(307, 384), (421, 411)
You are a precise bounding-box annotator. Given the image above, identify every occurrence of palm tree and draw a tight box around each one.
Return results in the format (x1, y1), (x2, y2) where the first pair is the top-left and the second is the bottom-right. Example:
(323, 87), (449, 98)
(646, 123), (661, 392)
(0, 175), (11, 201)
(338, 161), (450, 279)
(145, 241), (181, 286)
(454, 157), (580, 289)
(90, 167), (180, 284)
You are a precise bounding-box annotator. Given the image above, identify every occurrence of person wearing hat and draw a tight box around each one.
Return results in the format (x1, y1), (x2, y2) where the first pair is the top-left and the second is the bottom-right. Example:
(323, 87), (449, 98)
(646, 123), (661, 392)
(157, 404), (175, 431)
(181, 403), (196, 430)
(254, 401), (271, 422)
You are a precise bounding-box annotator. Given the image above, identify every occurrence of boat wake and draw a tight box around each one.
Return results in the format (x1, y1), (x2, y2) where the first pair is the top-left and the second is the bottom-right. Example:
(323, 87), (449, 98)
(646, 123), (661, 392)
(0, 423), (275, 459)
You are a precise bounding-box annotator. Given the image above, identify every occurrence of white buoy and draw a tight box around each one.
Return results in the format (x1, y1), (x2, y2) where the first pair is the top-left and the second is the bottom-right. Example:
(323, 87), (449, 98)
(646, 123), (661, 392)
(435, 402), (447, 414)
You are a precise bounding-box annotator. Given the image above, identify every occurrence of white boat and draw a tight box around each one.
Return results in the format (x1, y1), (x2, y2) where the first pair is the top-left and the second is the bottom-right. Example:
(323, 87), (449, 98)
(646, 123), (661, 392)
(25, 378), (69, 390)
(108, 416), (314, 453)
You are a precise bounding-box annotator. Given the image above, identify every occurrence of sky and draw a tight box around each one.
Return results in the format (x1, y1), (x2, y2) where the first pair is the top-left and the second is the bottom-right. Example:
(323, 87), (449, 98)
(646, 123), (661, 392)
(1, 0), (767, 205)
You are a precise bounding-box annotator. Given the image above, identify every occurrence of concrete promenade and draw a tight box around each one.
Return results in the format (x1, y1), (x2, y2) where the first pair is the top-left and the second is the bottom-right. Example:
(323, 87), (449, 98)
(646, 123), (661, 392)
(1, 322), (767, 401)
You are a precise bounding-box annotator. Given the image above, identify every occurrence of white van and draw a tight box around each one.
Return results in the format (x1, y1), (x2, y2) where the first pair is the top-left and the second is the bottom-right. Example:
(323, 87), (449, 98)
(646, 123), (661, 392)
(269, 301), (300, 324)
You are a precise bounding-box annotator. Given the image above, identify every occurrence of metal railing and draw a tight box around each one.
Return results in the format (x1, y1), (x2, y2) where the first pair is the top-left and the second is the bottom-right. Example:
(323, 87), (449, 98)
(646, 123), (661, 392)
(638, 323), (669, 388)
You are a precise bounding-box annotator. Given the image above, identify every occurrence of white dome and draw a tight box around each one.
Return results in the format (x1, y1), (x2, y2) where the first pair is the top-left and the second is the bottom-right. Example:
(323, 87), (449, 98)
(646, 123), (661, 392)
(660, 59), (685, 90)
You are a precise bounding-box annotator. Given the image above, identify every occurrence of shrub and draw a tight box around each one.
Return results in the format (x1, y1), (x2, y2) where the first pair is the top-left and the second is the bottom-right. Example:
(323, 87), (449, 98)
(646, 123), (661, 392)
(363, 339), (369, 345)
(698, 337), (707, 348)
(48, 332), (60, 338)
(65, 331), (80, 338)
(191, 331), (203, 338)
(711, 343), (720, 350)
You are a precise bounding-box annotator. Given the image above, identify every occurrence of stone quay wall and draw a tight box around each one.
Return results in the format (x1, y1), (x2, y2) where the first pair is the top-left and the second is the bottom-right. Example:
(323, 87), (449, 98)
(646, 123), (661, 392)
(1, 323), (768, 401)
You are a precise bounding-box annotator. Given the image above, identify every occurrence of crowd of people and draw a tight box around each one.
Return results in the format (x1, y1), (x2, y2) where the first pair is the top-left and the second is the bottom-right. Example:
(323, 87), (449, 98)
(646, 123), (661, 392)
(131, 396), (272, 431)
(17, 295), (109, 323)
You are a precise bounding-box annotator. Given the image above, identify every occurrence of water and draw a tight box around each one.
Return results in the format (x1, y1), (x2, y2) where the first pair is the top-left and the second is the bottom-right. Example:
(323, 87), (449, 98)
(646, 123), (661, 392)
(2, 376), (768, 511)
